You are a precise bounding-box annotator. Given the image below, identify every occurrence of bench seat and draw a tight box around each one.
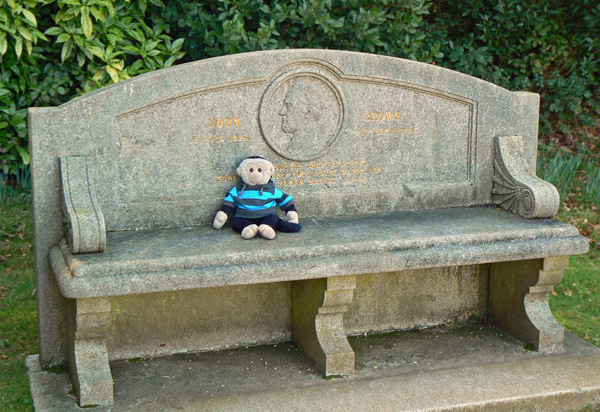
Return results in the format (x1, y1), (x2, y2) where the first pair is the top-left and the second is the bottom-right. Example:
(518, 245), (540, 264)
(50, 206), (588, 299)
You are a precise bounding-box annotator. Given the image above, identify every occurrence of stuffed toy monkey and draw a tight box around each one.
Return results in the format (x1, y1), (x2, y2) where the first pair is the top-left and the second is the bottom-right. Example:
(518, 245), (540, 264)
(213, 156), (302, 239)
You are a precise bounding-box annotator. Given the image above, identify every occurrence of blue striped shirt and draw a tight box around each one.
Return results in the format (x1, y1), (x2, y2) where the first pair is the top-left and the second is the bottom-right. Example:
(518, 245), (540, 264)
(223, 181), (295, 219)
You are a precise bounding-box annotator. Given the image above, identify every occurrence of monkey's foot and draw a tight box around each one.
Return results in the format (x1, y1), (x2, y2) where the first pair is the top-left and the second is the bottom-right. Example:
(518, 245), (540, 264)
(258, 224), (276, 240)
(241, 224), (259, 239)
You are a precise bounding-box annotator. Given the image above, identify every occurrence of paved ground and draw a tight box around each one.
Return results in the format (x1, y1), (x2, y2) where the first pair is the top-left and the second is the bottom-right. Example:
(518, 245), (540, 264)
(28, 325), (600, 411)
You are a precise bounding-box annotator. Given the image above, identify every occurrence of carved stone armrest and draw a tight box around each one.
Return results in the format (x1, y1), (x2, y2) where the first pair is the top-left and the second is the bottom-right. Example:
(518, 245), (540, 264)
(60, 156), (106, 254)
(493, 136), (559, 218)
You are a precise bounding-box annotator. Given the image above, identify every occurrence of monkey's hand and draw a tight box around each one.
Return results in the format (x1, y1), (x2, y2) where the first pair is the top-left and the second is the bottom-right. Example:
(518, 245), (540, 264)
(286, 210), (299, 224)
(213, 211), (228, 229)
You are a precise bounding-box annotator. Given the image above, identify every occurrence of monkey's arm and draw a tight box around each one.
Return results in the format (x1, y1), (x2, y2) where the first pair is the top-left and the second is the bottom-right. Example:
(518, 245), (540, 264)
(213, 190), (236, 230)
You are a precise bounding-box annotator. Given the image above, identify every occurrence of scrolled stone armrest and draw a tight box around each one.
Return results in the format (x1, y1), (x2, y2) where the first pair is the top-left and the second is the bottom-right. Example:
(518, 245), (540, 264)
(493, 136), (559, 218)
(60, 156), (106, 254)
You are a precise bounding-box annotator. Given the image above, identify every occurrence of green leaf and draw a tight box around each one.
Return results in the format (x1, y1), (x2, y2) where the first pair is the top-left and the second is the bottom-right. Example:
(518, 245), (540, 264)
(72, 34), (84, 47)
(129, 59), (143, 72)
(16, 146), (29, 165)
(15, 37), (22, 58)
(21, 9), (37, 26)
(105, 65), (119, 83)
(89, 6), (105, 21)
(44, 27), (64, 36)
(77, 51), (85, 67)
(139, 0), (147, 14)
(81, 8), (93, 39)
(164, 56), (176, 67)
(86, 45), (105, 59)
(25, 39), (32, 55)
(122, 45), (140, 54)
(171, 38), (184, 52)
(57, 33), (71, 43)
(61, 38), (73, 61)
(33, 29), (48, 41)
(106, 33), (120, 47)
(128, 28), (145, 43)
(17, 25), (33, 41)
(0, 36), (7, 55)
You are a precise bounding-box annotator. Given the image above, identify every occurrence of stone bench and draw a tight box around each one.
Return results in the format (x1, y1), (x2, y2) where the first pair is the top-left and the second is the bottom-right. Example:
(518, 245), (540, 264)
(29, 50), (588, 407)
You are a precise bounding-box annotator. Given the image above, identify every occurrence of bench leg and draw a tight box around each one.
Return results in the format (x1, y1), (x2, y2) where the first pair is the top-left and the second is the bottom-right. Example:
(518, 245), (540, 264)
(66, 298), (114, 406)
(489, 256), (568, 353)
(291, 276), (356, 377)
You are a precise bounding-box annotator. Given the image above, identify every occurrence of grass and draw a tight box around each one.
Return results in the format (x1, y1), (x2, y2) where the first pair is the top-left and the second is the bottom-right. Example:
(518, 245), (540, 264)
(0, 194), (37, 411)
(0, 137), (599, 411)
(547, 166), (600, 349)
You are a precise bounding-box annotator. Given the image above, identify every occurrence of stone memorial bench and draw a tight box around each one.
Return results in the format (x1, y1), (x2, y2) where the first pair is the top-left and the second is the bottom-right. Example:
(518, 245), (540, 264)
(30, 50), (588, 407)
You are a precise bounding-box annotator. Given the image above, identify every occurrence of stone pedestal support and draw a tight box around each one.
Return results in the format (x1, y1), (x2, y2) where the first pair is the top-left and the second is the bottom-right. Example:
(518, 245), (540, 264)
(489, 256), (569, 353)
(66, 297), (113, 406)
(291, 276), (356, 377)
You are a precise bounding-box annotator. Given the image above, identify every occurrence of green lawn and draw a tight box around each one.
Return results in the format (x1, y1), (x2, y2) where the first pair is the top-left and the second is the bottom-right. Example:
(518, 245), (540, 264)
(0, 191), (599, 411)
(0, 196), (37, 411)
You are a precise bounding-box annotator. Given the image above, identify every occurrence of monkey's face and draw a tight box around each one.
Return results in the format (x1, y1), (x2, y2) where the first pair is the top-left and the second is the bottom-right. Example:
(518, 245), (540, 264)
(237, 158), (274, 185)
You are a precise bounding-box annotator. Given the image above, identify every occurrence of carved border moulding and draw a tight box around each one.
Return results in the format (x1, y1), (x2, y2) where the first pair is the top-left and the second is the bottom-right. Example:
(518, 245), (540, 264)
(493, 135), (559, 218)
(259, 64), (346, 162)
(60, 156), (106, 254)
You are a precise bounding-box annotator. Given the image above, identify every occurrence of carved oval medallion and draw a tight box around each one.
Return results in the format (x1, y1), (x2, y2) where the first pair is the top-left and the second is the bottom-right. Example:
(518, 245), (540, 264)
(259, 69), (344, 161)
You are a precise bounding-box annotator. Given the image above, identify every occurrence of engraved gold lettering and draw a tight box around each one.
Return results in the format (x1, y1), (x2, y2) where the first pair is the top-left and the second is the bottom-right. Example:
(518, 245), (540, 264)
(274, 162), (303, 171)
(315, 169), (337, 176)
(208, 117), (241, 128)
(346, 160), (368, 167)
(308, 177), (336, 185)
(364, 111), (401, 122)
(217, 174), (237, 182)
(278, 179), (305, 187)
(368, 167), (385, 174)
(229, 135), (250, 142)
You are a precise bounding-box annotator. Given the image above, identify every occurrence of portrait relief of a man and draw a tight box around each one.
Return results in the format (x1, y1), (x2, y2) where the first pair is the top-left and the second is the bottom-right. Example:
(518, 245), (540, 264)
(278, 80), (327, 154)
(260, 72), (344, 161)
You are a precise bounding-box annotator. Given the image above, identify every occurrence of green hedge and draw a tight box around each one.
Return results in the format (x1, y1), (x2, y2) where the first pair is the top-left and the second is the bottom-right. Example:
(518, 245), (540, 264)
(1, 0), (598, 174)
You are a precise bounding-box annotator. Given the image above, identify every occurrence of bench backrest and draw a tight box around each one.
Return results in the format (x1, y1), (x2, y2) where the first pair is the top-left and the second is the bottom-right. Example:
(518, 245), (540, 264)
(30, 50), (539, 233)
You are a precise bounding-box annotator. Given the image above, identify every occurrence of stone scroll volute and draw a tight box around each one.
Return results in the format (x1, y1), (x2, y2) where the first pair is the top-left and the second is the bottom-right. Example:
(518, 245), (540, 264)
(492, 135), (560, 218)
(59, 156), (106, 254)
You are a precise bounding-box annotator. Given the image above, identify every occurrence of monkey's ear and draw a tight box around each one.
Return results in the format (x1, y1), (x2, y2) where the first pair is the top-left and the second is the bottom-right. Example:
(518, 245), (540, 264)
(269, 165), (275, 175)
(236, 166), (242, 177)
